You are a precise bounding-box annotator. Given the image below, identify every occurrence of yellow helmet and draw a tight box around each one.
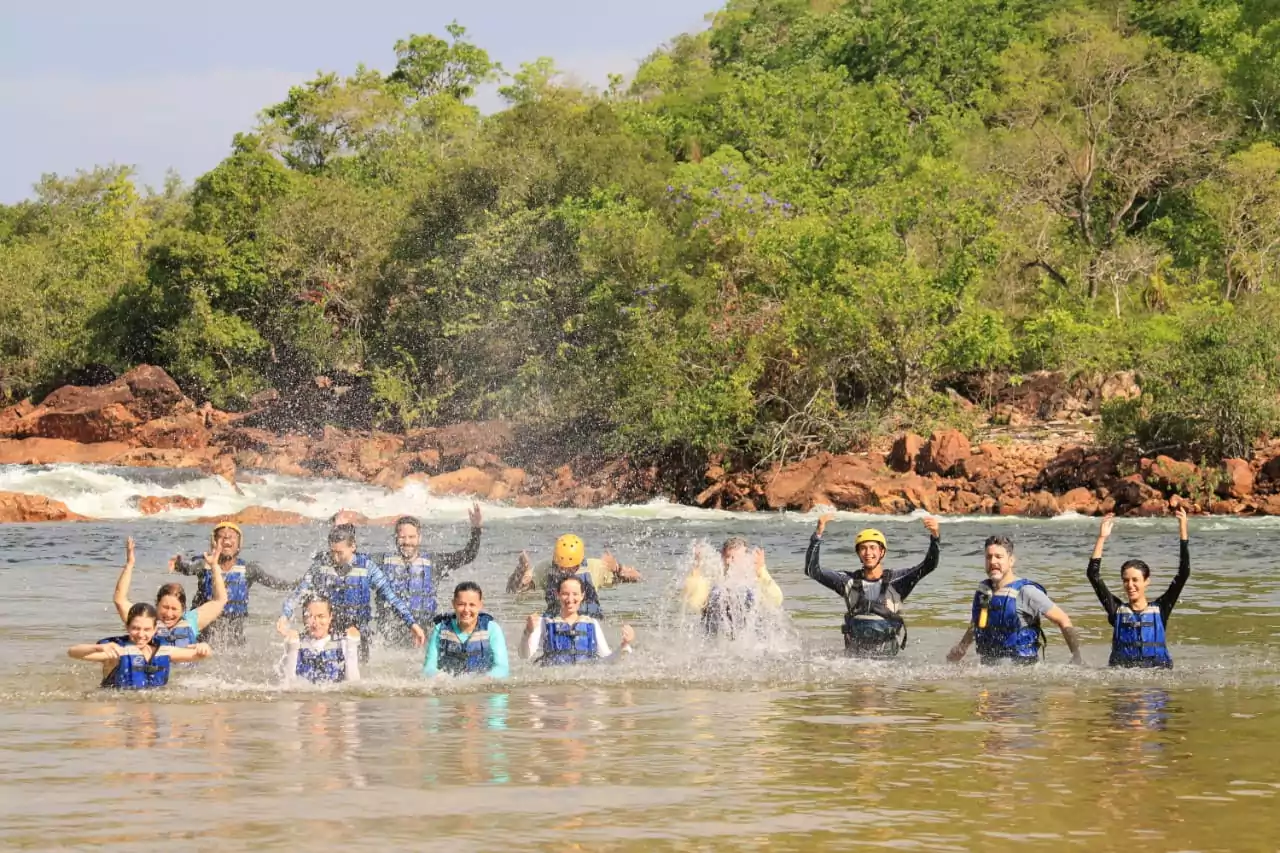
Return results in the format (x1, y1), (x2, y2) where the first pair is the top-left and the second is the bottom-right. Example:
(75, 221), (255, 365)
(212, 521), (243, 539)
(854, 528), (887, 549)
(553, 534), (586, 568)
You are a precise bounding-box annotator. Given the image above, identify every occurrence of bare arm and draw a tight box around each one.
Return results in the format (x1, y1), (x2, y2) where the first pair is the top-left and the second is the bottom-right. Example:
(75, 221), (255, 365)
(193, 557), (227, 630)
(112, 538), (136, 624)
(166, 643), (213, 664)
(1043, 606), (1083, 664)
(68, 642), (118, 661)
(947, 627), (974, 663)
(519, 614), (541, 659)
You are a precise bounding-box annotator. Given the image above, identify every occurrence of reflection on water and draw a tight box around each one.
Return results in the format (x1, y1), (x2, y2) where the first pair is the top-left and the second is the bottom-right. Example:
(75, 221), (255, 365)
(2, 517), (1280, 849)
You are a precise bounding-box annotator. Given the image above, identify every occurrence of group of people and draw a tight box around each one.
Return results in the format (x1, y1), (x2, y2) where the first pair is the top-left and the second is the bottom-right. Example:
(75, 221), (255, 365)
(67, 499), (1192, 690)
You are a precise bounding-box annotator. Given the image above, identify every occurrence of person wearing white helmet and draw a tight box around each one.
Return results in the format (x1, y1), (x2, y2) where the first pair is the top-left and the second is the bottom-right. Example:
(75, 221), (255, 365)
(804, 514), (941, 657)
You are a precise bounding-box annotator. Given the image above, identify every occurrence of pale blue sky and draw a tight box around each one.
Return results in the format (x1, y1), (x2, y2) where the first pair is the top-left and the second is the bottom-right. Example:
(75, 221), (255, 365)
(0, 1), (715, 202)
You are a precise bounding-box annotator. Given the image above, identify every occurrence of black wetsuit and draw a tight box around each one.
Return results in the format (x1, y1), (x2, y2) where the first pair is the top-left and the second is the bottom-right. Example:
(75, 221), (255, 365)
(804, 533), (940, 657)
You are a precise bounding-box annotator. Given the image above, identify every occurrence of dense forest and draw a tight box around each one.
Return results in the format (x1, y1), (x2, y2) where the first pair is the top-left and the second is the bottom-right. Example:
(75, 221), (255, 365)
(3, 0), (1280, 467)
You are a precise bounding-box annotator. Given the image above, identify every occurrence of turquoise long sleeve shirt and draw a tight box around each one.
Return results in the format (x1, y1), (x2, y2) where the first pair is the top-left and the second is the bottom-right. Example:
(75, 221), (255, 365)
(423, 618), (510, 679)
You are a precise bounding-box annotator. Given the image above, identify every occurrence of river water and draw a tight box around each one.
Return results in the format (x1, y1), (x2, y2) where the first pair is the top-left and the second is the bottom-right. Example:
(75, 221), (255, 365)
(1, 466), (1279, 850)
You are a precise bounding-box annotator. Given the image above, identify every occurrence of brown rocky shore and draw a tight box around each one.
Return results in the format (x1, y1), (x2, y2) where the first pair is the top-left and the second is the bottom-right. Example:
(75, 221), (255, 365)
(0, 365), (1277, 523)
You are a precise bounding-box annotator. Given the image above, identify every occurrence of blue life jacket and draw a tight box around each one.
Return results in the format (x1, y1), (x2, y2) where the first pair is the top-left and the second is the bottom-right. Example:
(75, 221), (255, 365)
(382, 552), (436, 621)
(539, 617), (599, 666)
(842, 571), (907, 655)
(543, 570), (604, 619)
(701, 586), (756, 636)
(310, 555), (377, 630)
(295, 637), (349, 684)
(972, 579), (1045, 662)
(1111, 603), (1172, 669)
(436, 613), (496, 675)
(97, 636), (171, 690)
(196, 558), (250, 617)
(154, 613), (199, 648)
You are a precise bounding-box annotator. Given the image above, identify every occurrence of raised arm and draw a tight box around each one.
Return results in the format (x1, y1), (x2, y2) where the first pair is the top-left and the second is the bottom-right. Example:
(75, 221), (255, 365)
(192, 555), (227, 630)
(888, 517), (941, 600)
(507, 551), (537, 594)
(112, 538), (137, 623)
(804, 515), (853, 596)
(519, 613), (542, 659)
(433, 504), (483, 574)
(1086, 514), (1122, 622)
(1158, 507), (1191, 623)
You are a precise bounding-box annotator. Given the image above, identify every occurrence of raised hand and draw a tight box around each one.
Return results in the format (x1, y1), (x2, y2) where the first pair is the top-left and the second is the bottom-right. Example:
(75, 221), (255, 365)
(922, 516), (940, 538)
(468, 502), (483, 529)
(167, 555), (179, 574)
(125, 537), (135, 567)
(620, 624), (636, 647)
(1098, 513), (1116, 540)
(525, 613), (540, 634)
(275, 615), (291, 637)
(752, 547), (766, 577)
(816, 513), (836, 537)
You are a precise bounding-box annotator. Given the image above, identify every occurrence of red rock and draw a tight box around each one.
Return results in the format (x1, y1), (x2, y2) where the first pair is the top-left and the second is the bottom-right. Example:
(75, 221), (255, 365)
(0, 400), (34, 437)
(919, 430), (971, 477)
(216, 426), (279, 452)
(428, 467), (496, 498)
(116, 365), (192, 421)
(129, 495), (206, 515)
(1099, 371), (1140, 403)
(996, 496), (1028, 516)
(1144, 455), (1199, 493)
(1261, 455), (1280, 483)
(975, 443), (1005, 464)
(1059, 487), (1099, 515)
(1112, 475), (1162, 510)
(763, 455), (829, 510)
(886, 433), (924, 473)
(17, 402), (141, 443)
(135, 413), (210, 450)
(1219, 458), (1255, 499)
(194, 506), (310, 526)
(0, 438), (133, 465)
(951, 490), (983, 514)
(499, 467), (527, 491)
(371, 465), (406, 490)
(463, 451), (502, 470)
(1024, 491), (1061, 518)
(1208, 499), (1243, 515)
(1131, 498), (1170, 517)
(111, 447), (212, 469)
(958, 454), (992, 481)
(0, 491), (87, 522)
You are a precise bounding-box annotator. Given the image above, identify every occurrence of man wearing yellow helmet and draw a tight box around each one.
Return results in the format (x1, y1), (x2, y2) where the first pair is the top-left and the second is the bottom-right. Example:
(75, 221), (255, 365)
(170, 521), (295, 647)
(505, 533), (642, 619)
(804, 513), (941, 658)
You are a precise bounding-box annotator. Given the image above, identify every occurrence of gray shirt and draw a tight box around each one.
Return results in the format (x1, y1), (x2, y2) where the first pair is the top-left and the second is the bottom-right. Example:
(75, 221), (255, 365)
(978, 578), (1056, 627)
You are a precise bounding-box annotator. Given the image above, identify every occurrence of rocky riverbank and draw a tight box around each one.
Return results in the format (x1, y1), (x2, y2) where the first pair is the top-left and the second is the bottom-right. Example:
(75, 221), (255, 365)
(0, 365), (1277, 522)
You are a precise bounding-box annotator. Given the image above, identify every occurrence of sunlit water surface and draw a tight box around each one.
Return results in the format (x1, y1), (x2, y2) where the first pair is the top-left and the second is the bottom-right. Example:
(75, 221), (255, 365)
(2, 479), (1279, 851)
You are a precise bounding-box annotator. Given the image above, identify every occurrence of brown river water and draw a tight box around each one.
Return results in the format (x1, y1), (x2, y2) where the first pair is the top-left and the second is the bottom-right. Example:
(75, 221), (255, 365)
(1, 507), (1278, 851)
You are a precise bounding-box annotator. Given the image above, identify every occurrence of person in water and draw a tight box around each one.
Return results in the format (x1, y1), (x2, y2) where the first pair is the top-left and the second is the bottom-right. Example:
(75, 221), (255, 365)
(282, 596), (361, 685)
(1087, 504), (1190, 668)
(69, 602), (213, 690)
(170, 521), (294, 646)
(277, 524), (426, 663)
(947, 535), (1083, 666)
(113, 537), (228, 647)
(423, 581), (510, 679)
(376, 504), (484, 645)
(520, 575), (635, 665)
(506, 533), (642, 619)
(803, 514), (941, 657)
(682, 538), (784, 637)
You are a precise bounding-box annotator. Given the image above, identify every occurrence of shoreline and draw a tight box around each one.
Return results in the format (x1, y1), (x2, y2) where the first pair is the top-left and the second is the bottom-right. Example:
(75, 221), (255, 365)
(1, 365), (1277, 523)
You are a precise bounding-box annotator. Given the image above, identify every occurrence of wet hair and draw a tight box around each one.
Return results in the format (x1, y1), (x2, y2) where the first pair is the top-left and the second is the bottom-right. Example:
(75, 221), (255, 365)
(155, 583), (187, 609)
(983, 535), (1015, 556)
(395, 516), (421, 532)
(721, 536), (749, 556)
(453, 581), (483, 599)
(1120, 559), (1151, 580)
(126, 602), (158, 626)
(302, 595), (332, 615)
(328, 524), (357, 546)
(557, 574), (585, 593)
